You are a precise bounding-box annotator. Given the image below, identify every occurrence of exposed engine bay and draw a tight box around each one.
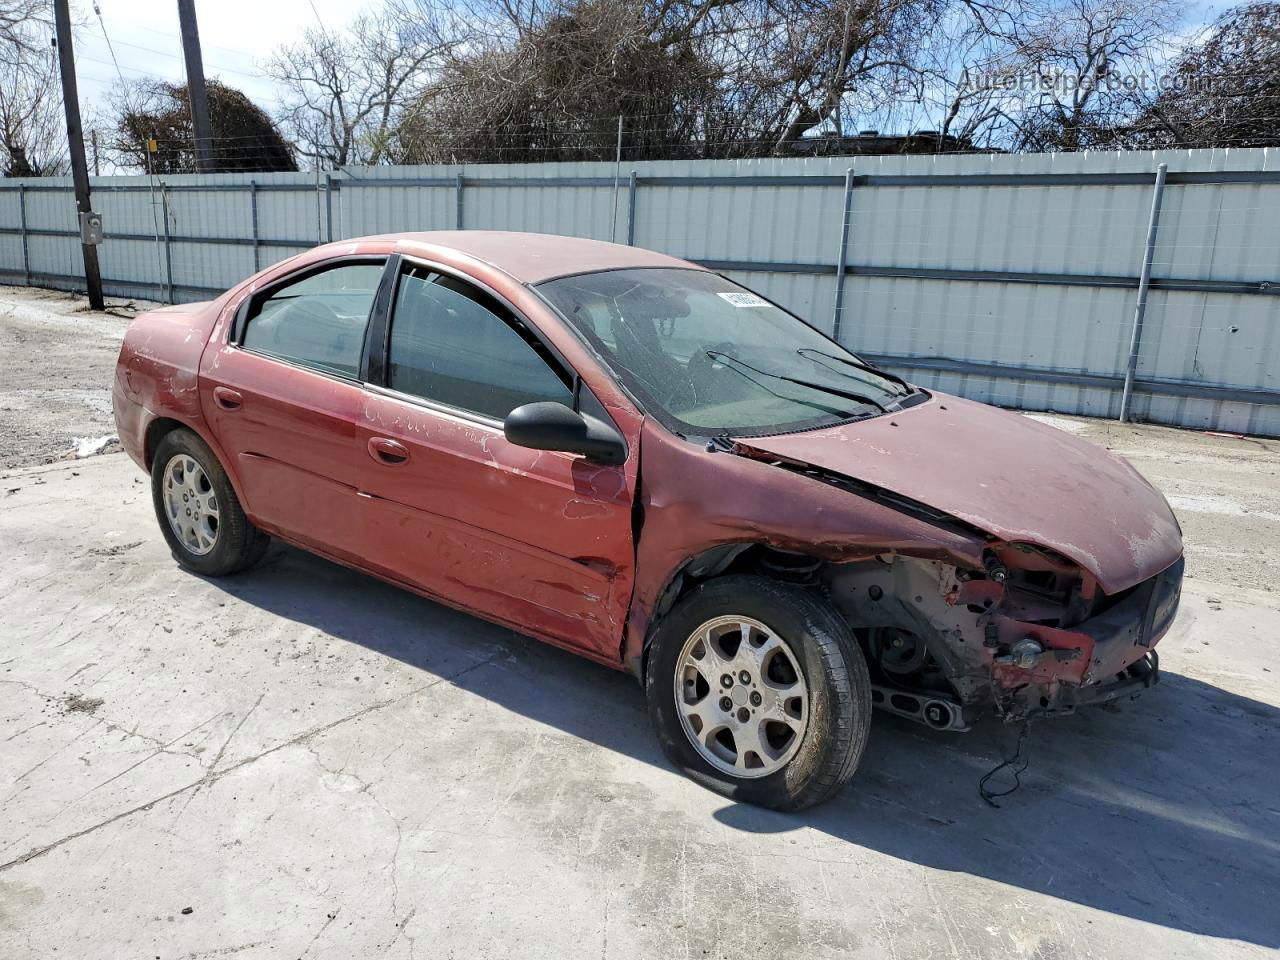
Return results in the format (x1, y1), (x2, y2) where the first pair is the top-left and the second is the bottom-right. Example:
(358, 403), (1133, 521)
(682, 430), (1187, 732)
(822, 550), (1182, 730)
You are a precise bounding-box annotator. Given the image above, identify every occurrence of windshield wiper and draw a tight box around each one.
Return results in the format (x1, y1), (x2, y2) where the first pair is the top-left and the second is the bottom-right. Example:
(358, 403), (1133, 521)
(795, 348), (911, 395)
(706, 351), (889, 414)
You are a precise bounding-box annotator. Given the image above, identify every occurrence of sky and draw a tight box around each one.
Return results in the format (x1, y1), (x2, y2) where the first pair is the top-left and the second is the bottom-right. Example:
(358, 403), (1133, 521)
(74, 0), (376, 124)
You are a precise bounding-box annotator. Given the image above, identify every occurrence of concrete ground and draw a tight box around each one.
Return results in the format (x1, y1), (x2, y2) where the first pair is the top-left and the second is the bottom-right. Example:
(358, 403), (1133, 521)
(0, 286), (149, 469)
(1, 287), (1278, 959)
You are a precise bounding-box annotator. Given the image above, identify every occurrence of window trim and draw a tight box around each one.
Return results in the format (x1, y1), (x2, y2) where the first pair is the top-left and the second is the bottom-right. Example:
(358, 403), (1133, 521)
(223, 251), (631, 460)
(229, 255), (391, 383)
(371, 254), (591, 429)
(362, 253), (402, 385)
(364, 382), (507, 432)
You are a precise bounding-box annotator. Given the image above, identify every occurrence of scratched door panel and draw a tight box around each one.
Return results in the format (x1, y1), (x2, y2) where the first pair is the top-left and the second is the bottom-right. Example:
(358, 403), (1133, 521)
(200, 345), (369, 551)
(356, 393), (636, 659)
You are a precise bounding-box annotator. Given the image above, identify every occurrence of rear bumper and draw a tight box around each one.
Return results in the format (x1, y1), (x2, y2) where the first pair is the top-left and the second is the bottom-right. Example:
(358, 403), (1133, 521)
(111, 374), (148, 472)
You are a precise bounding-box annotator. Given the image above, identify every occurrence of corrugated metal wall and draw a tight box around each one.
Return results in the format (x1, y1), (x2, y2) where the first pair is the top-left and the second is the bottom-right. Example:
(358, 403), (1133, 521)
(1, 149), (1277, 434)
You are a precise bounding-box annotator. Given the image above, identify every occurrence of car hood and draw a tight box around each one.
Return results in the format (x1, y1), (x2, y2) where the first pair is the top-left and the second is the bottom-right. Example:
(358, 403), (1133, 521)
(733, 393), (1182, 594)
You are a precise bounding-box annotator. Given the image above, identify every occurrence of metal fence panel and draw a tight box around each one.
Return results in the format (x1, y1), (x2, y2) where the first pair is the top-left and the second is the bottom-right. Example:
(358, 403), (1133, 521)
(0, 149), (1277, 434)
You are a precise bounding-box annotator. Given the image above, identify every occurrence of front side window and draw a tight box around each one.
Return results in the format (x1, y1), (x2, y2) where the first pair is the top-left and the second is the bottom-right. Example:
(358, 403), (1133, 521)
(538, 267), (913, 436)
(241, 261), (384, 377)
(387, 266), (572, 421)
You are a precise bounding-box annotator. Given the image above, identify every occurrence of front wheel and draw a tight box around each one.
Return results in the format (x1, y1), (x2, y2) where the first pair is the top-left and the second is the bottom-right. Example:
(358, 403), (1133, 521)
(151, 428), (269, 577)
(645, 575), (872, 810)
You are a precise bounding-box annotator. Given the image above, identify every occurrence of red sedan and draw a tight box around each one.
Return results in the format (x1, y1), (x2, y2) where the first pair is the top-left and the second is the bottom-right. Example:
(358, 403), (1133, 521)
(113, 231), (1184, 809)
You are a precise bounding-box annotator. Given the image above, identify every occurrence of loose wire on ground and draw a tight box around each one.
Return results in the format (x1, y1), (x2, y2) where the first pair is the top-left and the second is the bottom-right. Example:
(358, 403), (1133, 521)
(979, 720), (1032, 808)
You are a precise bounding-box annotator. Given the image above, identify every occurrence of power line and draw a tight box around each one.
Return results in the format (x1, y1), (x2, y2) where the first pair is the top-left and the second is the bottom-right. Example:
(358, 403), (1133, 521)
(82, 2), (266, 83)
(90, 1), (130, 92)
(305, 0), (330, 32)
(121, 20), (268, 62)
(78, 33), (264, 83)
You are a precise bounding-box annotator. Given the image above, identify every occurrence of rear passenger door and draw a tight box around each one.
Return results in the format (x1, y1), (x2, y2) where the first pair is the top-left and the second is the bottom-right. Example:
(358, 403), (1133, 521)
(199, 258), (388, 561)
(356, 259), (637, 659)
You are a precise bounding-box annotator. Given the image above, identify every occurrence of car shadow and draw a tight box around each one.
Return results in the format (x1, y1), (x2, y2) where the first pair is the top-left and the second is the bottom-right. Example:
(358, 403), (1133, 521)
(207, 543), (1279, 949)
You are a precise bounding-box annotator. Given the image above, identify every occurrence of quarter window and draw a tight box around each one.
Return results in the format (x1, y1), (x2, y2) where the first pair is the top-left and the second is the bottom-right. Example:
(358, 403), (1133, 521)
(241, 261), (384, 377)
(387, 266), (572, 420)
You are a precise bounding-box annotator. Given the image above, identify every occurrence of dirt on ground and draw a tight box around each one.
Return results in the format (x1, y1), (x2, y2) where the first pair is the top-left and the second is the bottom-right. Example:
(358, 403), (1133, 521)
(0, 286), (160, 469)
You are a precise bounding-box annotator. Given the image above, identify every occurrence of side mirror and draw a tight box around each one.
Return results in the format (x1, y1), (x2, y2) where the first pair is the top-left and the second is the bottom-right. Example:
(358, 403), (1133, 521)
(504, 402), (627, 466)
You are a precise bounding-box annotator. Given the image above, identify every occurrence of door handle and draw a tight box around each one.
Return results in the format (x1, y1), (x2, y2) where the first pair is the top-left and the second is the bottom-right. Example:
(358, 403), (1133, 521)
(368, 437), (410, 465)
(212, 386), (242, 411)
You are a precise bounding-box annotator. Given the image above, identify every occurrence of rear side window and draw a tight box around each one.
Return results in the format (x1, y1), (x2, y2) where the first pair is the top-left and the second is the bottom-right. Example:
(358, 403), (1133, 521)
(387, 267), (572, 420)
(241, 261), (384, 377)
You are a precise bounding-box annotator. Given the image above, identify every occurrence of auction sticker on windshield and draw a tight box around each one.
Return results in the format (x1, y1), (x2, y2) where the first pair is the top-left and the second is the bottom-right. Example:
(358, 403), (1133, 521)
(717, 291), (771, 308)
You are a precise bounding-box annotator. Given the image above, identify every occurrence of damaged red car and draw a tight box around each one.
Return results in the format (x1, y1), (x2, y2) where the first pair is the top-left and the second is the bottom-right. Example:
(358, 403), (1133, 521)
(113, 232), (1184, 810)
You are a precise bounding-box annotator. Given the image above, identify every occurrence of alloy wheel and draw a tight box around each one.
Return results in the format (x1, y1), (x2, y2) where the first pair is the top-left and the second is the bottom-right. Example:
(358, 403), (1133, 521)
(674, 615), (809, 778)
(162, 454), (220, 556)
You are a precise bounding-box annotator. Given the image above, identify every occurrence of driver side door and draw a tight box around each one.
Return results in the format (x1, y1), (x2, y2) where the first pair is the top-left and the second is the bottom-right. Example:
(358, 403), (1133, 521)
(353, 258), (639, 661)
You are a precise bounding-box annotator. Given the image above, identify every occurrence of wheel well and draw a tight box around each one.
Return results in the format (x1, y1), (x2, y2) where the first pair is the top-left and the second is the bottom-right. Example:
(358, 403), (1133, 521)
(143, 417), (189, 470)
(658, 544), (828, 612)
(641, 544), (829, 677)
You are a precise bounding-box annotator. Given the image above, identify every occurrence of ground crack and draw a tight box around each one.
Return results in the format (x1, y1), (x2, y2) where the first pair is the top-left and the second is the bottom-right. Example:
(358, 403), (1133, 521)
(0, 652), (501, 873)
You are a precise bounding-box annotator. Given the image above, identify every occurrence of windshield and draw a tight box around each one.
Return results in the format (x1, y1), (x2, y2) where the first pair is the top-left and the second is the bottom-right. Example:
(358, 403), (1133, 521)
(538, 268), (911, 435)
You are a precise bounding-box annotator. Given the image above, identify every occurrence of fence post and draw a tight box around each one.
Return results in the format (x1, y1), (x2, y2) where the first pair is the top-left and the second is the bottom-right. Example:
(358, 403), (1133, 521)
(1119, 162), (1168, 423)
(18, 182), (30, 285)
(249, 180), (260, 272)
(325, 173), (334, 242)
(314, 166), (321, 243)
(626, 171), (637, 245)
(160, 186), (174, 304)
(831, 167), (855, 341)
(455, 172), (464, 229)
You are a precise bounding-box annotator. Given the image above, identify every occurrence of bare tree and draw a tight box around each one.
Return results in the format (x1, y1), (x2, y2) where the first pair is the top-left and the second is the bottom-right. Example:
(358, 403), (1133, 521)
(303, 0), (1198, 162)
(752, 0), (940, 149)
(402, 0), (956, 161)
(265, 0), (459, 166)
(888, 0), (1026, 149)
(106, 78), (297, 174)
(994, 0), (1184, 151)
(398, 0), (722, 162)
(0, 1), (67, 175)
(0, 0), (49, 68)
(1125, 2), (1280, 149)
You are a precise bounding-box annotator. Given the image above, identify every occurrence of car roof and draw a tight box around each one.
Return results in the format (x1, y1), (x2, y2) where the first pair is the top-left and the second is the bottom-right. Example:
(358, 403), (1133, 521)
(360, 231), (706, 284)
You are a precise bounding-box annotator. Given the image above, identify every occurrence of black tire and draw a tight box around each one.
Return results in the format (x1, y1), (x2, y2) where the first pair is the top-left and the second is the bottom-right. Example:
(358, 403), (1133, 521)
(646, 575), (872, 811)
(151, 428), (269, 577)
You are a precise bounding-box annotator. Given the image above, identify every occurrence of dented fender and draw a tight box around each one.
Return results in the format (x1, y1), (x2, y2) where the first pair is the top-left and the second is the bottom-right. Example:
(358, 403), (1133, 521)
(622, 420), (987, 673)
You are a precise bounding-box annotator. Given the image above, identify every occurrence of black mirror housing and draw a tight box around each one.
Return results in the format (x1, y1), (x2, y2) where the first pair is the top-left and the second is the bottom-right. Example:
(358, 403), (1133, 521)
(504, 402), (627, 466)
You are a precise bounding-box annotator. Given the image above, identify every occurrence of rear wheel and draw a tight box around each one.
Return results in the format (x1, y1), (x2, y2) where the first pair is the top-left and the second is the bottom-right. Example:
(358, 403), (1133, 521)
(646, 575), (872, 810)
(151, 428), (268, 577)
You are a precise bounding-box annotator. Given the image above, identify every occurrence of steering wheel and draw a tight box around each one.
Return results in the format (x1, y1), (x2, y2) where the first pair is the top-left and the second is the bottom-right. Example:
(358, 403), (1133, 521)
(687, 341), (738, 381)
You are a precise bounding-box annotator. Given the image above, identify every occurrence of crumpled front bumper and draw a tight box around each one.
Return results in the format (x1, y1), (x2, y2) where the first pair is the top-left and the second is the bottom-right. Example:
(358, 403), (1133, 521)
(995, 556), (1183, 719)
(1056, 649), (1160, 710)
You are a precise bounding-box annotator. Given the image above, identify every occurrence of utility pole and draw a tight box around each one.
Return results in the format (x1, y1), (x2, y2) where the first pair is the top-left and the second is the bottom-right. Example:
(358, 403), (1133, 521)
(53, 0), (104, 310)
(176, 0), (215, 172)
